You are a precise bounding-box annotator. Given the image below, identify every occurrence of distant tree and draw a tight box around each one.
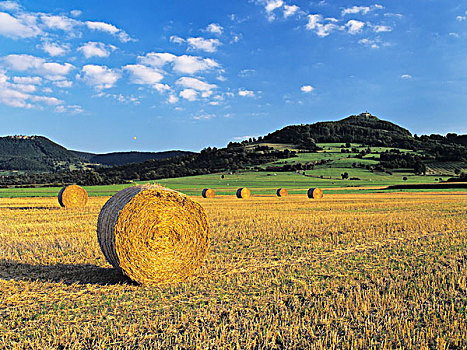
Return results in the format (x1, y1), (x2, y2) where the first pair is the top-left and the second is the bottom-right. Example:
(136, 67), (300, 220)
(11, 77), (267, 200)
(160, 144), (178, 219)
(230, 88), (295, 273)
(341, 172), (349, 180)
(414, 161), (426, 175)
(403, 176), (407, 181)
(345, 142), (351, 148)
(221, 174), (225, 179)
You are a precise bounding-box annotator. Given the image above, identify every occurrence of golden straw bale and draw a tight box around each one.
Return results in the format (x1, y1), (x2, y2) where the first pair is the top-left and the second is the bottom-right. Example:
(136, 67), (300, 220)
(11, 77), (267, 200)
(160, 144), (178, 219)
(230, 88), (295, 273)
(307, 187), (323, 199)
(58, 185), (88, 208)
(202, 188), (216, 198)
(236, 187), (251, 199)
(276, 188), (288, 197)
(97, 185), (209, 285)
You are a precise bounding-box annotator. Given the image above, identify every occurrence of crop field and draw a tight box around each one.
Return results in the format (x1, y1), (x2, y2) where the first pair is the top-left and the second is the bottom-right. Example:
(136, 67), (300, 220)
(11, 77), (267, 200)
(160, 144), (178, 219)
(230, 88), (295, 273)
(0, 191), (466, 349)
(0, 171), (460, 199)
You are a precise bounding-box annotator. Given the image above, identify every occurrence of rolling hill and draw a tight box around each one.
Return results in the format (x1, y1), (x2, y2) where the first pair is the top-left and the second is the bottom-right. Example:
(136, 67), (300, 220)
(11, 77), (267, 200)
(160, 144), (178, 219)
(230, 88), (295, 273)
(1, 112), (465, 186)
(72, 150), (193, 166)
(0, 135), (192, 172)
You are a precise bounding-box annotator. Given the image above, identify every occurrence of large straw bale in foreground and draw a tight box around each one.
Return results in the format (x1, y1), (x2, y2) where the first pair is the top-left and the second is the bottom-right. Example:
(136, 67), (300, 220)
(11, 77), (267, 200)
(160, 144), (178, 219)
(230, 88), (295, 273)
(58, 184), (88, 208)
(276, 188), (288, 197)
(97, 185), (209, 285)
(236, 187), (251, 199)
(307, 187), (323, 199)
(202, 188), (216, 198)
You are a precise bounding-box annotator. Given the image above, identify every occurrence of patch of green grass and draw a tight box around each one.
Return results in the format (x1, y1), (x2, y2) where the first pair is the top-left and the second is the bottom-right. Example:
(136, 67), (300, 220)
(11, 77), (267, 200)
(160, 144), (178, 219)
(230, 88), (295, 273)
(0, 169), (457, 198)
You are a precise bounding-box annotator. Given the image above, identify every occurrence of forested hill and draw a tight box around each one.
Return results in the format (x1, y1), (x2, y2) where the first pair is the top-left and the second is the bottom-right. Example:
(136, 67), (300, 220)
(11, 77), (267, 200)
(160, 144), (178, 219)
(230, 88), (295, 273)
(0, 135), (80, 171)
(74, 150), (194, 166)
(262, 113), (415, 149)
(0, 135), (193, 171)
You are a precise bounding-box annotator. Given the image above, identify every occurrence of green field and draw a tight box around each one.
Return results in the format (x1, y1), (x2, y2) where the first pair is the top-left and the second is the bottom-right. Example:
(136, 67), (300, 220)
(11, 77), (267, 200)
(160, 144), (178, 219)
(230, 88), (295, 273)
(0, 143), (463, 198)
(0, 170), (463, 198)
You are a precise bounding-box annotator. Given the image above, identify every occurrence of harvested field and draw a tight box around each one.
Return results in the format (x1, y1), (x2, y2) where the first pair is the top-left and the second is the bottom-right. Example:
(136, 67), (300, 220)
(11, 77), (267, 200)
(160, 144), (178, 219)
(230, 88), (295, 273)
(0, 192), (466, 349)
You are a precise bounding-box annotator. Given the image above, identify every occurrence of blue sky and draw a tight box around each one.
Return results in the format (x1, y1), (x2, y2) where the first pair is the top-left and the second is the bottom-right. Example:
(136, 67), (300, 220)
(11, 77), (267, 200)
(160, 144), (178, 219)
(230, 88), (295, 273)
(0, 0), (466, 153)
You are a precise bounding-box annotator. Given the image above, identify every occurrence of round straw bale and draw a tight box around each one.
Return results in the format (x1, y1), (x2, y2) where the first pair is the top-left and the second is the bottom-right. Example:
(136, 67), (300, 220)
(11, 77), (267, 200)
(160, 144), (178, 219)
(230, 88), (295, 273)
(58, 185), (88, 208)
(307, 187), (323, 199)
(97, 185), (209, 285)
(276, 188), (288, 197)
(236, 187), (251, 199)
(202, 188), (216, 198)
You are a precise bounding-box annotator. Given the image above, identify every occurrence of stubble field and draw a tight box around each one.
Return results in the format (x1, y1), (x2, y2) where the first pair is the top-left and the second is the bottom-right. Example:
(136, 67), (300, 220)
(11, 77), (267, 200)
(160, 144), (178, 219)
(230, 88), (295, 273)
(0, 192), (466, 349)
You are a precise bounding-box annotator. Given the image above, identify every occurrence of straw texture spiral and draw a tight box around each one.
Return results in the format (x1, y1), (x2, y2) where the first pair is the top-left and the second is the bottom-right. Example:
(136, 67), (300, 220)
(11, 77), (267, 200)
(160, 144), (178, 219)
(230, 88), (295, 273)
(202, 188), (216, 198)
(58, 185), (88, 208)
(276, 188), (288, 197)
(97, 185), (210, 285)
(236, 187), (251, 199)
(307, 187), (323, 199)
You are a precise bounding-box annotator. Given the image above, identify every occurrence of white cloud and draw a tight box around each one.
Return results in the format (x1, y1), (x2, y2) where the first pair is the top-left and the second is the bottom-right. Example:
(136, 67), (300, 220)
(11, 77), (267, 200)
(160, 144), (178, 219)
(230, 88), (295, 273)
(78, 41), (115, 58)
(29, 95), (62, 105)
(449, 32), (459, 38)
(206, 23), (223, 35)
(372, 24), (392, 32)
(400, 74), (412, 79)
(139, 52), (176, 67)
(180, 88), (198, 101)
(1, 54), (73, 80)
(170, 35), (185, 44)
(10, 82), (36, 92)
(187, 37), (221, 53)
(0, 12), (41, 38)
(0, 71), (63, 109)
(85, 20), (133, 42)
(193, 113), (215, 120)
(306, 14), (322, 29)
(384, 13), (403, 18)
(233, 135), (257, 140)
(346, 20), (365, 34)
(265, 0), (283, 13)
(239, 69), (256, 77)
(54, 80), (72, 88)
(301, 85), (314, 93)
(358, 38), (378, 48)
(85, 20), (118, 34)
(341, 6), (370, 16)
(265, 0), (284, 21)
(456, 16), (466, 21)
(12, 76), (42, 84)
(95, 92), (139, 104)
(167, 94), (179, 104)
(173, 56), (219, 74)
(79, 64), (120, 90)
(41, 42), (69, 56)
(70, 10), (82, 17)
(283, 5), (300, 18)
(358, 38), (389, 49)
(40, 14), (77, 31)
(176, 77), (216, 92)
(124, 64), (164, 86)
(55, 104), (84, 114)
(0, 1), (21, 11)
(238, 89), (255, 97)
(154, 83), (170, 93)
(306, 14), (338, 37)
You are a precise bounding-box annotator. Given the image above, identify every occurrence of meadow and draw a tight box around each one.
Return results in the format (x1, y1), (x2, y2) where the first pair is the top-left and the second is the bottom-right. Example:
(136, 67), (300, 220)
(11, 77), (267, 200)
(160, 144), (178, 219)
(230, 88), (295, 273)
(2, 142), (463, 199)
(0, 191), (466, 349)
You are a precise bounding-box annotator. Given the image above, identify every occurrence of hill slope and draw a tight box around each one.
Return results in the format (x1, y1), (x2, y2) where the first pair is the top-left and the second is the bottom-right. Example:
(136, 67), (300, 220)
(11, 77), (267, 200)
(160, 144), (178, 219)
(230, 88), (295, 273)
(80, 151), (193, 166)
(0, 135), (193, 171)
(0, 136), (80, 171)
(262, 113), (414, 149)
